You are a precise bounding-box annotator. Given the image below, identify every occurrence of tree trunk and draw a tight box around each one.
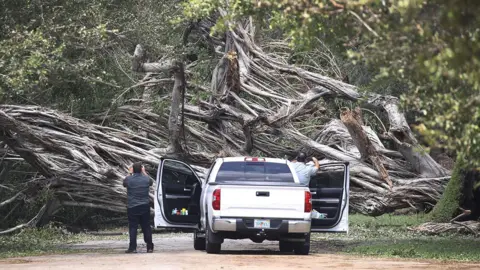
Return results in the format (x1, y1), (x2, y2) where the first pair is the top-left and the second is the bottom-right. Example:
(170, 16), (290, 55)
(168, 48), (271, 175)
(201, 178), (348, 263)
(167, 61), (186, 155)
(340, 107), (393, 189)
(429, 154), (480, 222)
(429, 155), (465, 222)
(366, 95), (448, 178)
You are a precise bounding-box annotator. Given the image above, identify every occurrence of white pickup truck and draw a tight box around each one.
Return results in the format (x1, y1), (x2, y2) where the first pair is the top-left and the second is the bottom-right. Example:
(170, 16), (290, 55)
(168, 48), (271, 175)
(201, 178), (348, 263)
(154, 157), (350, 255)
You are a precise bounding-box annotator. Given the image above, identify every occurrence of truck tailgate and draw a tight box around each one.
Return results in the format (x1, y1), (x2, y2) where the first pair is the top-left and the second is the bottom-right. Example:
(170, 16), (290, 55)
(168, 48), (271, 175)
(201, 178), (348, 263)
(219, 185), (307, 219)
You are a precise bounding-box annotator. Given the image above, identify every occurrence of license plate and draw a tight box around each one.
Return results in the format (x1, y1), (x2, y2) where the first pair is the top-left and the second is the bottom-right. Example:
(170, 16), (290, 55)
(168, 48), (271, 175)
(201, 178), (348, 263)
(254, 219), (270, 229)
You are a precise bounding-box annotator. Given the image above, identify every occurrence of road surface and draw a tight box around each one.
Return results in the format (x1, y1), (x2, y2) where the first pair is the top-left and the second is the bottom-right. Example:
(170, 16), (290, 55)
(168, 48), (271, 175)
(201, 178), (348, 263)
(0, 234), (478, 269)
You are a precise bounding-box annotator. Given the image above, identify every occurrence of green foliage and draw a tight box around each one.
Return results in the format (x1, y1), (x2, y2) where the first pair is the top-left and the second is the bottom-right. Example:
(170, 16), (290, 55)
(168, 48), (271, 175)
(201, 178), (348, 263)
(0, 1), (116, 110)
(0, 30), (64, 101)
(0, 0), (183, 114)
(152, 98), (171, 117)
(181, 0), (352, 48)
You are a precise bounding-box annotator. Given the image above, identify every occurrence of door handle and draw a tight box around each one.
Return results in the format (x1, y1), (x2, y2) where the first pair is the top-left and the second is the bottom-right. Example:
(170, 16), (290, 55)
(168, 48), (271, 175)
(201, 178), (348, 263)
(311, 192), (317, 195)
(256, 191), (270, 197)
(184, 188), (192, 192)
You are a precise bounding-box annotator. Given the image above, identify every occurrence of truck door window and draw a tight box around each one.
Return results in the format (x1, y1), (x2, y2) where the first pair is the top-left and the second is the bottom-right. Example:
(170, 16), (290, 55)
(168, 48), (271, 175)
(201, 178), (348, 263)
(216, 162), (294, 183)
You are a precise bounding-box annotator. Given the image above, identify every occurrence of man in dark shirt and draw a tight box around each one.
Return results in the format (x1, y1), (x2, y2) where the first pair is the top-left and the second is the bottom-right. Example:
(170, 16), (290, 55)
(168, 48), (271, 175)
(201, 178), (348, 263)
(123, 162), (154, 253)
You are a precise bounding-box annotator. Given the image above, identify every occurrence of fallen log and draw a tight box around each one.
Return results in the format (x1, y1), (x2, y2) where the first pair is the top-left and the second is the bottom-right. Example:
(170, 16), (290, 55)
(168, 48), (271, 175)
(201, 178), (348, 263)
(340, 107), (393, 189)
(410, 221), (480, 236)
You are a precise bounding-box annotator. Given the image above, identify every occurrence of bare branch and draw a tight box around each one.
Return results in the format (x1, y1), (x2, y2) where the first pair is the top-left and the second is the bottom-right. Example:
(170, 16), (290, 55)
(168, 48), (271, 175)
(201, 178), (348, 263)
(0, 191), (25, 208)
(348, 10), (380, 38)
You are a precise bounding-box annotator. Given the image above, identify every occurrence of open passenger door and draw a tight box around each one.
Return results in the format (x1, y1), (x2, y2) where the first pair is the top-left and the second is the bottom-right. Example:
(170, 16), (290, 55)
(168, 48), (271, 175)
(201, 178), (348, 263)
(309, 162), (350, 233)
(154, 159), (203, 229)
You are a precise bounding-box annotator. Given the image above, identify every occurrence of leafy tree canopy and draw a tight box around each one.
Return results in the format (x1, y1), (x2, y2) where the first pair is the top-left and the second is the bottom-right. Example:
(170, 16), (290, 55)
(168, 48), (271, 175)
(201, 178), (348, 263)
(0, 0), (183, 113)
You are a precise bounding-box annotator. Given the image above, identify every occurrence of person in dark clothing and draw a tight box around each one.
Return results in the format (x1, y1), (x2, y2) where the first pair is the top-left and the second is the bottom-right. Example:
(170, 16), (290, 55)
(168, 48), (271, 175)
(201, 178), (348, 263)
(123, 162), (154, 253)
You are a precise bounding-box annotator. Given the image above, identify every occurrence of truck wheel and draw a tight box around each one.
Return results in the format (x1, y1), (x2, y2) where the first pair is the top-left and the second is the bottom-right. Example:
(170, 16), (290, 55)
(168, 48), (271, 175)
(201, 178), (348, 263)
(205, 221), (221, 254)
(193, 230), (206, 250)
(279, 241), (294, 253)
(293, 233), (310, 255)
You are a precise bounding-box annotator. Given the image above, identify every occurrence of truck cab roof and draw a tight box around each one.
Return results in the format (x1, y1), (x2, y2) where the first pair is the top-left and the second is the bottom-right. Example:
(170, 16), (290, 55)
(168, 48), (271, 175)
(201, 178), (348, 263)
(218, 157), (288, 164)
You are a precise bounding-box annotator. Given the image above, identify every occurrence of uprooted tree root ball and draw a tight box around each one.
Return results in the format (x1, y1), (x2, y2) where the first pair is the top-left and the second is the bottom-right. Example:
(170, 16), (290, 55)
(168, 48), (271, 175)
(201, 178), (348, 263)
(0, 17), (467, 234)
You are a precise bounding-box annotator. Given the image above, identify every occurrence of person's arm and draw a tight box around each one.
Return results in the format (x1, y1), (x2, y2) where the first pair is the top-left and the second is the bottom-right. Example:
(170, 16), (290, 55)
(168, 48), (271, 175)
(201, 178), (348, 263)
(310, 157), (320, 176)
(141, 166), (153, 186)
(123, 176), (129, 188)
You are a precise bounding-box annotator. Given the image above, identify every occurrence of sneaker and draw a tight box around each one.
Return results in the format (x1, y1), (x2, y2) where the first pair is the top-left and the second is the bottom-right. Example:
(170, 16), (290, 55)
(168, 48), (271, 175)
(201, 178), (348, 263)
(147, 249), (153, 253)
(125, 249), (137, 254)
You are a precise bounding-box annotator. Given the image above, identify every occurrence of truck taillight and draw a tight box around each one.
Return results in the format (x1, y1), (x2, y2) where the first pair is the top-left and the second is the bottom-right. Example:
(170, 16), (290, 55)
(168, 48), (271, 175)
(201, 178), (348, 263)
(304, 191), (312, 213)
(212, 189), (221, 210)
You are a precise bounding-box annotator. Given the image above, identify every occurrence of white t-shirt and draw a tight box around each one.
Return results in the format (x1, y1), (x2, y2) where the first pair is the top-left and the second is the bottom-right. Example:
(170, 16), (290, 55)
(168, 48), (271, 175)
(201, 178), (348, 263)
(290, 162), (318, 185)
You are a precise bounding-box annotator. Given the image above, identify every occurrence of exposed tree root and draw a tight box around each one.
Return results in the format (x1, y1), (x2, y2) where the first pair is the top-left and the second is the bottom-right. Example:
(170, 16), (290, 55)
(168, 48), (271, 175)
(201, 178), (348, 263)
(411, 221), (480, 236)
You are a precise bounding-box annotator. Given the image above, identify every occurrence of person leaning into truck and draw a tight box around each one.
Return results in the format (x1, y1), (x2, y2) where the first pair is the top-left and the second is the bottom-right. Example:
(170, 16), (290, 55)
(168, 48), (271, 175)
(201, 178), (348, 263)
(290, 152), (320, 185)
(123, 162), (154, 254)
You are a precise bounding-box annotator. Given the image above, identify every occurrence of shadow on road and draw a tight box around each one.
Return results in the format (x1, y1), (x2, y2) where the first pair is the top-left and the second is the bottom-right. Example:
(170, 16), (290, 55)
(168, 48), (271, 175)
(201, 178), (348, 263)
(215, 250), (292, 255)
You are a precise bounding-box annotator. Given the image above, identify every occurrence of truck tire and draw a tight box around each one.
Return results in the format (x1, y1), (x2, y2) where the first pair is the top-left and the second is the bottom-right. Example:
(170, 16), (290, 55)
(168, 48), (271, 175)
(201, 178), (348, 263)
(193, 230), (206, 250)
(279, 241), (294, 253)
(293, 233), (310, 255)
(205, 221), (221, 254)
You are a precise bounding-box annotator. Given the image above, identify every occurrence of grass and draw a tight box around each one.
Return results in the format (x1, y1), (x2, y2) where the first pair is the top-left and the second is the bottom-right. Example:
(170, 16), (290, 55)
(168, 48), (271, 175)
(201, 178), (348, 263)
(348, 239), (480, 261)
(311, 214), (480, 262)
(1, 214), (479, 262)
(0, 227), (84, 259)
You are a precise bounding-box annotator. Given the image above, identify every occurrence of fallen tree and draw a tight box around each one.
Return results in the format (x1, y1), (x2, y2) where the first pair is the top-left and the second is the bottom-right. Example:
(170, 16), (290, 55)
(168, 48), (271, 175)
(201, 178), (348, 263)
(0, 17), (454, 232)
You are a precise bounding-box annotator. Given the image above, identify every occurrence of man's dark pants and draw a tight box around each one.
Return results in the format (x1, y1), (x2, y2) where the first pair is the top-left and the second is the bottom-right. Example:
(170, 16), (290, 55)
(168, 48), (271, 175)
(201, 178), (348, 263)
(127, 204), (153, 251)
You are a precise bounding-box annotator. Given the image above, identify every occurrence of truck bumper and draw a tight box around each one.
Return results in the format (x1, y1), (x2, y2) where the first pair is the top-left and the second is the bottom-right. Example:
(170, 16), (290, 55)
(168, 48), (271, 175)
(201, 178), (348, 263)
(212, 217), (311, 233)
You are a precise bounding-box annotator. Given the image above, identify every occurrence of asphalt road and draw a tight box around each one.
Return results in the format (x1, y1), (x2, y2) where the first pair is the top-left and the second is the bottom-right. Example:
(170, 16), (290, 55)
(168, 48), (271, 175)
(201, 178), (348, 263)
(0, 234), (478, 269)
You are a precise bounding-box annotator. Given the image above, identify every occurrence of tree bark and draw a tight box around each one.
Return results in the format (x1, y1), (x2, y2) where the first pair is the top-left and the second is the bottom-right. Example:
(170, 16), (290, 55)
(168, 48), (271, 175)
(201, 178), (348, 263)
(167, 61), (186, 155)
(366, 95), (448, 178)
(132, 44), (175, 73)
(429, 154), (471, 222)
(340, 107), (393, 189)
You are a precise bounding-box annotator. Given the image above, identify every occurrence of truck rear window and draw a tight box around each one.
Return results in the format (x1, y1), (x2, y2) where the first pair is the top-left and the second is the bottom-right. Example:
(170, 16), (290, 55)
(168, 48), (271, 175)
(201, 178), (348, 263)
(215, 162), (294, 183)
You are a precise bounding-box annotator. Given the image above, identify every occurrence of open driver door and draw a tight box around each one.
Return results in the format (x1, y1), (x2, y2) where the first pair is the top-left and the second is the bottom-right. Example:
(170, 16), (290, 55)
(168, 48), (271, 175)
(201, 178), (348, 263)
(154, 159), (203, 229)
